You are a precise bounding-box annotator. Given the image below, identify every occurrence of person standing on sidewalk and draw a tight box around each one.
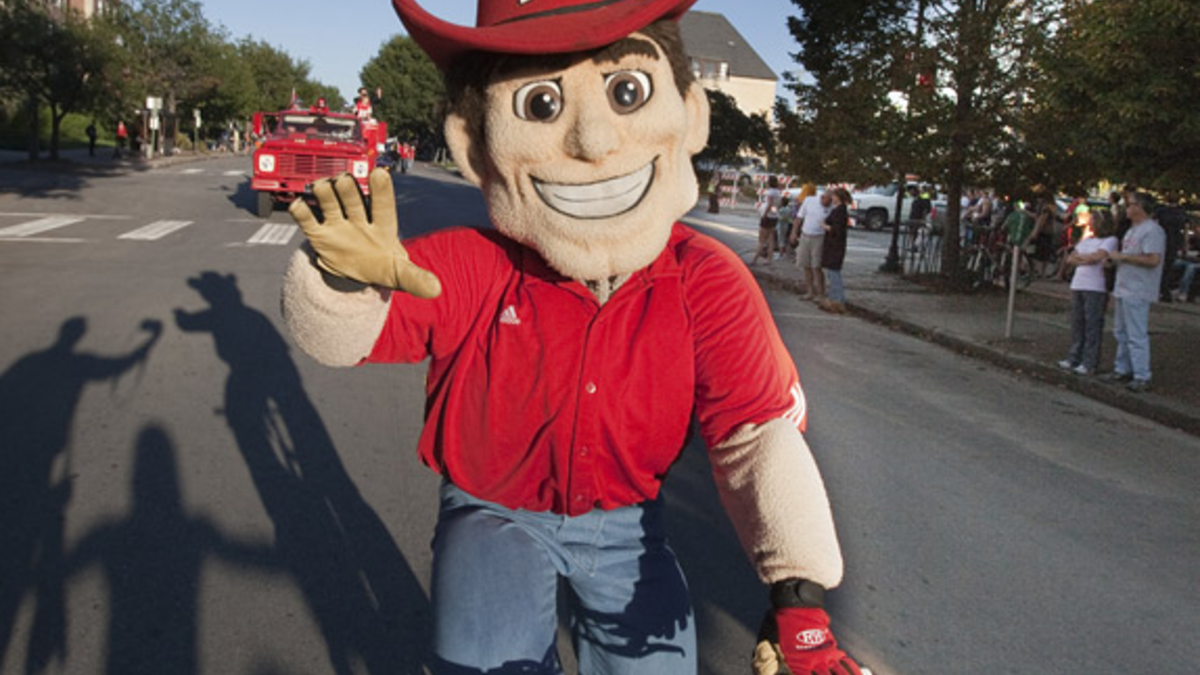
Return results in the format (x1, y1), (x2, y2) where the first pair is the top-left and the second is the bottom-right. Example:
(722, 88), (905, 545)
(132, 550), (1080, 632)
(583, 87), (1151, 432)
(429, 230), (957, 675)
(114, 120), (128, 158)
(793, 190), (831, 300)
(86, 122), (98, 157)
(1058, 210), (1119, 376)
(1105, 191), (1166, 393)
(819, 188), (851, 314)
(751, 176), (782, 266)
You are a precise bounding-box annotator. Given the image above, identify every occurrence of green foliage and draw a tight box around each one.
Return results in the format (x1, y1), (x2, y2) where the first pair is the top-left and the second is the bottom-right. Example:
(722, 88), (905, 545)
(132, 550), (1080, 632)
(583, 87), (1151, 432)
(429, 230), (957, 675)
(359, 36), (444, 142)
(0, 0), (117, 157)
(695, 89), (752, 168)
(1036, 0), (1200, 197)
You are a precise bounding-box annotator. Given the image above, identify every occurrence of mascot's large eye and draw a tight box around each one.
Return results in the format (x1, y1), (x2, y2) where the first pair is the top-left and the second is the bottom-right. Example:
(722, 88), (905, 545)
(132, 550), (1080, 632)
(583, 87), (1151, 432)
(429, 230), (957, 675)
(605, 71), (652, 114)
(513, 80), (563, 122)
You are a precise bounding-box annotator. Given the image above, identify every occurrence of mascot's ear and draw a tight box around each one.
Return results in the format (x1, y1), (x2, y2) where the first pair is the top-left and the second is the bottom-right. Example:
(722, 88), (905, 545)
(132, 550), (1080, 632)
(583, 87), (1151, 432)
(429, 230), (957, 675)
(445, 111), (488, 187)
(683, 82), (711, 156)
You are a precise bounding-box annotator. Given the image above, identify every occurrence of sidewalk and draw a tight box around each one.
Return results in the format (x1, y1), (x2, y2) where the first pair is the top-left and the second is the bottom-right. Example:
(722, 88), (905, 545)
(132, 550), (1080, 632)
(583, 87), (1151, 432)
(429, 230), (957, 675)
(684, 202), (1200, 438)
(0, 145), (234, 171)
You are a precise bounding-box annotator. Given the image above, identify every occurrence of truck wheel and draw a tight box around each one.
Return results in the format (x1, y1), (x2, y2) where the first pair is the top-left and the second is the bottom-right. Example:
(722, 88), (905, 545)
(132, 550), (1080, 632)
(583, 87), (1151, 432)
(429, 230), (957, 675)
(865, 209), (888, 231)
(256, 191), (273, 218)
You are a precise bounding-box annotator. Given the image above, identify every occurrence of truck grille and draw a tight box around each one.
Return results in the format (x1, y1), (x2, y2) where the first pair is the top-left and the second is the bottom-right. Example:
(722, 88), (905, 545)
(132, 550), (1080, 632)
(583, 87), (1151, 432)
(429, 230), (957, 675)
(278, 154), (344, 179)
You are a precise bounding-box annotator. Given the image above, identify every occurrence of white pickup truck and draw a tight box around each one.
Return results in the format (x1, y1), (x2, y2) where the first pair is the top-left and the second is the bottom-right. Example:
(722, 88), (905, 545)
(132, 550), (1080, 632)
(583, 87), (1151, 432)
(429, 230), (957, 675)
(849, 183), (917, 230)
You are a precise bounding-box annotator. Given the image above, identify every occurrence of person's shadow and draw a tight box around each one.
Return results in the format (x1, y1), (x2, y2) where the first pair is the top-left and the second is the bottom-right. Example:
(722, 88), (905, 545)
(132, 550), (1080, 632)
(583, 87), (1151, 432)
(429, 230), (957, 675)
(0, 316), (161, 672)
(174, 271), (430, 674)
(58, 425), (279, 675)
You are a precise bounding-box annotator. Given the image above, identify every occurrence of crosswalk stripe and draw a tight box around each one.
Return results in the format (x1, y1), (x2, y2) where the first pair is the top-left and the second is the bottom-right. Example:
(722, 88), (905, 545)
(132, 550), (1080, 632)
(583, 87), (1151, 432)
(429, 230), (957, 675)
(118, 220), (193, 241)
(247, 223), (297, 246)
(0, 215), (87, 237)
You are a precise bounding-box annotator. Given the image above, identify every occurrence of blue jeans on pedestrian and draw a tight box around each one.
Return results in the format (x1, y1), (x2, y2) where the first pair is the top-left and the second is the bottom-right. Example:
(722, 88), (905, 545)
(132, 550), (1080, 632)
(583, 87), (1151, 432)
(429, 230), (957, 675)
(1112, 296), (1151, 382)
(824, 268), (845, 303)
(1174, 259), (1198, 298)
(430, 482), (696, 675)
(1066, 290), (1107, 371)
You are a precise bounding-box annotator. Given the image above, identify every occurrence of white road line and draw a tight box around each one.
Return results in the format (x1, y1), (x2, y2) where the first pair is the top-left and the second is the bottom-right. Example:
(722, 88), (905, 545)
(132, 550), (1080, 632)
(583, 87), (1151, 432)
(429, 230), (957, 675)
(0, 212), (130, 220)
(118, 220), (193, 241)
(0, 236), (86, 243)
(224, 170), (248, 177)
(180, 168), (204, 175)
(247, 223), (297, 246)
(0, 215), (87, 237)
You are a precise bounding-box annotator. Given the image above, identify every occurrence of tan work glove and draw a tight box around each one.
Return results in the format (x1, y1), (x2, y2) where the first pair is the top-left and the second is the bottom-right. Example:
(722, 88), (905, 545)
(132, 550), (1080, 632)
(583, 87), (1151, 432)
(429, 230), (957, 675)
(289, 169), (441, 299)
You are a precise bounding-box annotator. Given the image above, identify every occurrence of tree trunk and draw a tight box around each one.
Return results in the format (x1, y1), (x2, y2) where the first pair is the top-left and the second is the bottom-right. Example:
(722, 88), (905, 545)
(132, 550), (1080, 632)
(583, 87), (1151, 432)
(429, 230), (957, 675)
(27, 95), (40, 161)
(49, 104), (64, 162)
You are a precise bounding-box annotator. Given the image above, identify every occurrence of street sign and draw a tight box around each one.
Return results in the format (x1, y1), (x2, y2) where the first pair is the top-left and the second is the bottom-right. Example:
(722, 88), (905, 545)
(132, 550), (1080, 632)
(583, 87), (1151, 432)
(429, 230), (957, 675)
(146, 96), (163, 110)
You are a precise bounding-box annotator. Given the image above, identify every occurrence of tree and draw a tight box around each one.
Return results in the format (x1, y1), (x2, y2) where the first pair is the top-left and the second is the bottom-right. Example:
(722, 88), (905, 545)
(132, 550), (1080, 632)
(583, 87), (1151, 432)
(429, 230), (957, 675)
(0, 0), (117, 159)
(1035, 0), (1200, 198)
(695, 89), (753, 170)
(786, 0), (1064, 282)
(360, 36), (444, 143)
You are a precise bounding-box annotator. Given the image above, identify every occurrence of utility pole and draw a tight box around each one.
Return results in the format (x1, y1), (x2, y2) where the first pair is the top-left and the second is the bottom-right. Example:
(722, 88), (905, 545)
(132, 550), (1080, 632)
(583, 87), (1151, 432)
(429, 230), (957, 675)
(881, 0), (929, 273)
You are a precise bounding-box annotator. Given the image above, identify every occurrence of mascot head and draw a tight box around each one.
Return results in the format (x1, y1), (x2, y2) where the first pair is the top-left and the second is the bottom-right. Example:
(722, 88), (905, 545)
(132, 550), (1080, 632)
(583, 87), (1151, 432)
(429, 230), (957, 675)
(393, 0), (710, 281)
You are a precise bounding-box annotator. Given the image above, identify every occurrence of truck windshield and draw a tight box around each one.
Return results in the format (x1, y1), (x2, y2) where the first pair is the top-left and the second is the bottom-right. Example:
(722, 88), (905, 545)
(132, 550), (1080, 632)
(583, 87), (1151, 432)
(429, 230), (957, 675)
(276, 114), (359, 142)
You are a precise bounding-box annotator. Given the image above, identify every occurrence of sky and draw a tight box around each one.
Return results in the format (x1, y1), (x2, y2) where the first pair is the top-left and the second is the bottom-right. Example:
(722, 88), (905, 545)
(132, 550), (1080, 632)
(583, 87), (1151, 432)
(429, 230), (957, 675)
(198, 0), (804, 105)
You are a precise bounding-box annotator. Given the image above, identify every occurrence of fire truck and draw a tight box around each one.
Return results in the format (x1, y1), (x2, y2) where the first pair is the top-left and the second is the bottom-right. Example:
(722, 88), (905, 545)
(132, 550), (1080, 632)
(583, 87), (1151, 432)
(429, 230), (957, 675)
(249, 106), (387, 217)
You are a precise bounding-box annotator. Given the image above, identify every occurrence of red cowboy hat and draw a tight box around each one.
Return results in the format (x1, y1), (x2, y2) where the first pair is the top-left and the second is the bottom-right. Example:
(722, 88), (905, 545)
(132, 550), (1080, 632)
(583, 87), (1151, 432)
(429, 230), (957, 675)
(392, 0), (699, 70)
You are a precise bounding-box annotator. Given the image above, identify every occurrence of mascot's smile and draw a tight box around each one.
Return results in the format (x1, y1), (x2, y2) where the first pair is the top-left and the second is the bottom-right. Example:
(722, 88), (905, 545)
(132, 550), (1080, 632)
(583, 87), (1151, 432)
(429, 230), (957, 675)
(533, 159), (657, 220)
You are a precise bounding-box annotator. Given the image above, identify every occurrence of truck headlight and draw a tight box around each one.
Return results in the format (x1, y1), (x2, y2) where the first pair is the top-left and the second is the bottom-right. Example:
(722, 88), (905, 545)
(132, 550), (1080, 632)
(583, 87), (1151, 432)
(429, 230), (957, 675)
(257, 154), (276, 173)
(351, 160), (369, 178)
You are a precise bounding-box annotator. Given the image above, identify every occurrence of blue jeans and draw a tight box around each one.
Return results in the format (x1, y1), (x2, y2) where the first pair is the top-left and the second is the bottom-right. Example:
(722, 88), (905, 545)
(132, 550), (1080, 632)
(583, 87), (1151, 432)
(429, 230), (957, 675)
(1066, 290), (1107, 371)
(430, 482), (696, 674)
(1175, 259), (1198, 298)
(824, 269), (845, 302)
(1112, 297), (1152, 381)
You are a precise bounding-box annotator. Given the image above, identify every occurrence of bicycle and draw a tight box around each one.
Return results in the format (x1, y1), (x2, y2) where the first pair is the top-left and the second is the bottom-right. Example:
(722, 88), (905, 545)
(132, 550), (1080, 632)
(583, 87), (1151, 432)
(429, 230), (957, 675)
(997, 244), (1034, 291)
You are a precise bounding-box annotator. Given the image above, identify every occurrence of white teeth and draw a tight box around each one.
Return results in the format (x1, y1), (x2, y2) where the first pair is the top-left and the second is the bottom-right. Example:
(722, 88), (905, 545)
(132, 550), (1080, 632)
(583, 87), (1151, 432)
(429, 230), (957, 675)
(533, 161), (655, 219)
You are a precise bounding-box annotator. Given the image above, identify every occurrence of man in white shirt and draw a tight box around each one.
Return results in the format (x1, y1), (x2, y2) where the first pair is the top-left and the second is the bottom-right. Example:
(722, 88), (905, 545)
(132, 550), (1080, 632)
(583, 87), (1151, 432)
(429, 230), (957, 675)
(792, 192), (831, 300)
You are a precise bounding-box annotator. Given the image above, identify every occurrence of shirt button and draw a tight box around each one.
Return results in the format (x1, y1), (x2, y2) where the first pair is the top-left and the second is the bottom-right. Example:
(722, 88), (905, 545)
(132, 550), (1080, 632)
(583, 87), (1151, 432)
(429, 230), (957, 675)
(584, 382), (597, 394)
(579, 446), (590, 457)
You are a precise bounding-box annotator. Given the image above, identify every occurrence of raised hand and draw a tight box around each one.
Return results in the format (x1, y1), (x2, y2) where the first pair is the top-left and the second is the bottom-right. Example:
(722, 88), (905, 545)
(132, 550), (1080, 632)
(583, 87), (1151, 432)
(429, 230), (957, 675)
(289, 168), (441, 299)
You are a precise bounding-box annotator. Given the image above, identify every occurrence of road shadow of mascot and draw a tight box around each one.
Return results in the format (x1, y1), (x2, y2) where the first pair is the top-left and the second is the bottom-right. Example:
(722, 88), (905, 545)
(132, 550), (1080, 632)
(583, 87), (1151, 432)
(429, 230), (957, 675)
(176, 271), (430, 673)
(280, 1), (866, 673)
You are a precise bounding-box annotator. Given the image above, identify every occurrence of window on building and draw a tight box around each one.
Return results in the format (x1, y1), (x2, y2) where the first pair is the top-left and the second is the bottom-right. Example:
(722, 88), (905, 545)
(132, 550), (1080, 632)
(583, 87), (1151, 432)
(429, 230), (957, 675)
(689, 58), (731, 82)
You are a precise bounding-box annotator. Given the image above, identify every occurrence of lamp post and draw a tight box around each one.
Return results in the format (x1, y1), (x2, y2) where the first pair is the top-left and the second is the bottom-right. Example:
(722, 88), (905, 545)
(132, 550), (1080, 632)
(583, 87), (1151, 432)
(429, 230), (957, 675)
(881, 0), (928, 273)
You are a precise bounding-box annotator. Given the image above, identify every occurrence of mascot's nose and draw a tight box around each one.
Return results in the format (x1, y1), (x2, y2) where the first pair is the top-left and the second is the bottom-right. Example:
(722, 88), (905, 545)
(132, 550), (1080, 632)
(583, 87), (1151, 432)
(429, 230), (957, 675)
(564, 103), (620, 162)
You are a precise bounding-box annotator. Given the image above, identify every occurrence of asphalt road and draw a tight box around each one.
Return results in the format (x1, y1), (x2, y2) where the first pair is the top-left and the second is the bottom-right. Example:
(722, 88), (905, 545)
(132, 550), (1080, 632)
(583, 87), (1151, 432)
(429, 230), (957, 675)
(1, 157), (1197, 675)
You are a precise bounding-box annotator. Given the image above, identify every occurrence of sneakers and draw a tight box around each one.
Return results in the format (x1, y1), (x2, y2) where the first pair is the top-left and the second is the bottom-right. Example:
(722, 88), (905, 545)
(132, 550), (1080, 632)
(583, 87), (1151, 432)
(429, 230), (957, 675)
(1101, 371), (1133, 383)
(1072, 364), (1092, 376)
(1056, 359), (1074, 371)
(1126, 379), (1152, 393)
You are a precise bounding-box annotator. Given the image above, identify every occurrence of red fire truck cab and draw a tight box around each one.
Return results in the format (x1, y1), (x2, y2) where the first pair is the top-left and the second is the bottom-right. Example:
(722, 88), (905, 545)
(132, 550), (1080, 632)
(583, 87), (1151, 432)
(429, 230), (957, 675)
(250, 108), (387, 217)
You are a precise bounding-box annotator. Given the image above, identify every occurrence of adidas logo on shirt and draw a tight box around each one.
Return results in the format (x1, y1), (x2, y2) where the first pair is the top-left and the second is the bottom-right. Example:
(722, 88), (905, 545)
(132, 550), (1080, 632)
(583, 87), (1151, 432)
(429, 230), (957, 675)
(499, 305), (521, 326)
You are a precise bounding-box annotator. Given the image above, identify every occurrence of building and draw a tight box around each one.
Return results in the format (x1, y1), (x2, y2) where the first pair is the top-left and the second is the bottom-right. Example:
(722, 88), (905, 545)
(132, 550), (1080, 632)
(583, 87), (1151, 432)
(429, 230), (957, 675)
(680, 11), (778, 119)
(43, 0), (113, 19)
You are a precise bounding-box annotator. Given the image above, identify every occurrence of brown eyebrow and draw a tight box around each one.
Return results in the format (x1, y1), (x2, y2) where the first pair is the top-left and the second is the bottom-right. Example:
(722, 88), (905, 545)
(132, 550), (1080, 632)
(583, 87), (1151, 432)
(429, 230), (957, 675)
(592, 36), (660, 66)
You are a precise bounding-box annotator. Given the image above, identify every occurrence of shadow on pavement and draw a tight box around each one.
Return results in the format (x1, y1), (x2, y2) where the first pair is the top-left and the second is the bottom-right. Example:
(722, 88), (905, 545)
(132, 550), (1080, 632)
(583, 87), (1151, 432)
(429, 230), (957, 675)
(0, 316), (160, 672)
(175, 271), (431, 674)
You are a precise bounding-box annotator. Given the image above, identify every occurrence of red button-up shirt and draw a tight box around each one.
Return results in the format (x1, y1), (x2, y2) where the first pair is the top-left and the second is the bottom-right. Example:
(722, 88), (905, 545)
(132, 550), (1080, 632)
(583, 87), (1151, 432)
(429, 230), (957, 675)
(367, 224), (804, 515)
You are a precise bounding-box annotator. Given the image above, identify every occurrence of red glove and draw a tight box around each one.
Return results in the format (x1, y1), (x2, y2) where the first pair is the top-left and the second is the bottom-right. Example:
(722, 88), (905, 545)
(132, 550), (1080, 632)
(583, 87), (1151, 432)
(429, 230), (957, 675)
(753, 607), (863, 675)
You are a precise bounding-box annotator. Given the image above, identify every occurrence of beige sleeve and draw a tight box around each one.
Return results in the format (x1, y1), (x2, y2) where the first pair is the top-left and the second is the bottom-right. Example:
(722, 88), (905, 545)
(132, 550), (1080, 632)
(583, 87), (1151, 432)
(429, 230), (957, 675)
(281, 244), (392, 367)
(709, 417), (845, 588)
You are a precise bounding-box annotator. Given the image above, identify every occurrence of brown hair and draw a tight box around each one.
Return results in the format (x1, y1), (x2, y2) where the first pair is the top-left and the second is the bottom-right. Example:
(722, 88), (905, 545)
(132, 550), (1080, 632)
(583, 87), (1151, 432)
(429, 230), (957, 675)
(444, 20), (695, 143)
(1091, 209), (1117, 238)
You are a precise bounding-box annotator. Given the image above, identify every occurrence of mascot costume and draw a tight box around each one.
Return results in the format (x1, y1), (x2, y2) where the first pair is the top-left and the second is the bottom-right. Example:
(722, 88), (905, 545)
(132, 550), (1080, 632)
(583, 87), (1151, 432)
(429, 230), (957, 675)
(281, 0), (863, 673)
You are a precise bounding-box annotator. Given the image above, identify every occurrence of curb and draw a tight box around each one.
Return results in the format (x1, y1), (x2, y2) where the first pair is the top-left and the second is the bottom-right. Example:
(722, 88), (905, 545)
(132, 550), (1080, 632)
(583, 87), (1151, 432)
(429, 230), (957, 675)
(750, 267), (1200, 438)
